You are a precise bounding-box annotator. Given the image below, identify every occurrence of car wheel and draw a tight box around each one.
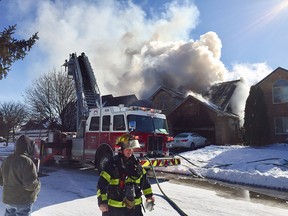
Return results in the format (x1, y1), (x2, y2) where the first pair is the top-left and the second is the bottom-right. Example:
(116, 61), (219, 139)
(190, 142), (195, 150)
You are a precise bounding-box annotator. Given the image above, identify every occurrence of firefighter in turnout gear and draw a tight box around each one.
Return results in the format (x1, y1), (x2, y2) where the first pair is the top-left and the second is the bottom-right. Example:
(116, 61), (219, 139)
(97, 134), (155, 216)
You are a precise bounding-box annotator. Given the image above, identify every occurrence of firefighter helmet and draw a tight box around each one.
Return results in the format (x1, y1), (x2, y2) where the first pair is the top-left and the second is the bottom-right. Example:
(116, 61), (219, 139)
(117, 134), (140, 149)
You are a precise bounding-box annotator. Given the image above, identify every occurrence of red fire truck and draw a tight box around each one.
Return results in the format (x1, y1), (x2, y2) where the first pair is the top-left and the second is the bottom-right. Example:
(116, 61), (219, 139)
(29, 53), (180, 171)
(41, 105), (179, 171)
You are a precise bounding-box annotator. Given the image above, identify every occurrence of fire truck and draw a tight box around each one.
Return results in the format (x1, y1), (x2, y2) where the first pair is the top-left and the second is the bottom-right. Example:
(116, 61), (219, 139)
(29, 53), (180, 172)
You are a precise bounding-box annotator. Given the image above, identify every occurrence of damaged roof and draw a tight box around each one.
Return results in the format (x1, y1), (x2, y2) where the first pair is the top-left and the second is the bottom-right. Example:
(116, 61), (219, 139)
(203, 79), (241, 112)
(168, 93), (238, 118)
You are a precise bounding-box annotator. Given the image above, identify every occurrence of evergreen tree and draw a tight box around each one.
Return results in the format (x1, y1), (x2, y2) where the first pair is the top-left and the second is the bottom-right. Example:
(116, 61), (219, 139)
(244, 86), (270, 146)
(0, 25), (39, 79)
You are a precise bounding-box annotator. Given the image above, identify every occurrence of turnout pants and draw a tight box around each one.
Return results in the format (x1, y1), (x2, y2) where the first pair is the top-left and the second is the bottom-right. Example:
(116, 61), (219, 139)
(102, 205), (143, 216)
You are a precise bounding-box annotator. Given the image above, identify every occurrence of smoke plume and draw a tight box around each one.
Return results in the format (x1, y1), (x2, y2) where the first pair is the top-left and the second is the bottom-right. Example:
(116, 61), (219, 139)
(4, 0), (272, 123)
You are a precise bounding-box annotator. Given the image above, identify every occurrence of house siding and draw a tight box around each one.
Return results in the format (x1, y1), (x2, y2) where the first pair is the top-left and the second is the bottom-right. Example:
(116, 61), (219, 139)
(256, 67), (288, 144)
(151, 90), (183, 115)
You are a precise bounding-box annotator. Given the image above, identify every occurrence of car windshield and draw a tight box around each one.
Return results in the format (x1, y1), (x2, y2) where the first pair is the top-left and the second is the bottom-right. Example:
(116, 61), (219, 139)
(127, 115), (168, 134)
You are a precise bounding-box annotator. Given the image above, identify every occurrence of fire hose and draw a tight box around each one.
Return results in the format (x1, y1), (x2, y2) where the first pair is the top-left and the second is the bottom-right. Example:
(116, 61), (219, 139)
(144, 156), (188, 216)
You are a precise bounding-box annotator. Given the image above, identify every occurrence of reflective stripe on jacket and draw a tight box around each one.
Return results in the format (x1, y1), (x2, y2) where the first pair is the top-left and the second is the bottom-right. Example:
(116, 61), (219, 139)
(97, 154), (153, 208)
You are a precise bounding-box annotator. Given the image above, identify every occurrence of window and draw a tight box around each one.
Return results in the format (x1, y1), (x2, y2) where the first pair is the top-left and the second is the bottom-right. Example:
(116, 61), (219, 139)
(113, 115), (126, 131)
(89, 117), (99, 131)
(102, 115), (111, 131)
(127, 115), (168, 134)
(273, 79), (288, 103)
(274, 117), (288, 134)
(127, 115), (154, 132)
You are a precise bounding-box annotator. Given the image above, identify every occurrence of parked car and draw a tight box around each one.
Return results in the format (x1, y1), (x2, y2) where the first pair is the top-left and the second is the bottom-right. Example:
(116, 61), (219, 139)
(172, 132), (209, 150)
(0, 136), (7, 143)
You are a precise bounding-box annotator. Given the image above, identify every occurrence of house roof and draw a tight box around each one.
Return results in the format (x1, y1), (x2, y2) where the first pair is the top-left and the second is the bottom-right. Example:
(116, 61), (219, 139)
(129, 99), (152, 108)
(102, 94), (138, 107)
(203, 79), (241, 112)
(20, 119), (49, 130)
(101, 94), (113, 102)
(149, 86), (186, 100)
(255, 67), (288, 87)
(149, 83), (239, 117)
(168, 94), (238, 118)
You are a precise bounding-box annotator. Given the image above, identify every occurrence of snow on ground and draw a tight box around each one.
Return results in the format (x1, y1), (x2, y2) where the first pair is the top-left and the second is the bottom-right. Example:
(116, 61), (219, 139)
(0, 142), (288, 215)
(163, 143), (288, 191)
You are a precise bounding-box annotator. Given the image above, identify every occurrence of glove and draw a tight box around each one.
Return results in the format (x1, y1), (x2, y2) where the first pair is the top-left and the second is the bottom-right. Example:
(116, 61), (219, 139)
(146, 196), (155, 203)
(145, 196), (155, 211)
(99, 203), (108, 212)
(123, 197), (135, 209)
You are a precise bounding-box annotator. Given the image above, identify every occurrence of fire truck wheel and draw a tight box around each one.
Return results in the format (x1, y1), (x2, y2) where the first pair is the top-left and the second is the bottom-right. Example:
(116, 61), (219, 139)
(96, 150), (112, 173)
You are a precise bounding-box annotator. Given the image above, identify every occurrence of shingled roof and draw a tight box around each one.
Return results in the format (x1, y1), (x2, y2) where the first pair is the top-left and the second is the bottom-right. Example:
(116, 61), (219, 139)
(255, 67), (288, 87)
(102, 94), (138, 107)
(149, 86), (186, 100)
(203, 79), (241, 112)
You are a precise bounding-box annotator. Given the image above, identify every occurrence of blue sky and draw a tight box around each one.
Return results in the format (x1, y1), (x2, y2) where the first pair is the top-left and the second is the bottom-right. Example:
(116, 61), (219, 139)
(1, 0), (288, 105)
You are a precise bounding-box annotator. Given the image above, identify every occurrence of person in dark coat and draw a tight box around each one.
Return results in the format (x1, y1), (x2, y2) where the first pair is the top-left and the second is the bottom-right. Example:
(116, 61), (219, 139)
(97, 134), (155, 216)
(0, 135), (41, 216)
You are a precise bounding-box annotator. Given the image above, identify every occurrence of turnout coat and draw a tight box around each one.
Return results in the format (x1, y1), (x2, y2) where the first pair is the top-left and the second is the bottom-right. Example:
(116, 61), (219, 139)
(97, 153), (153, 209)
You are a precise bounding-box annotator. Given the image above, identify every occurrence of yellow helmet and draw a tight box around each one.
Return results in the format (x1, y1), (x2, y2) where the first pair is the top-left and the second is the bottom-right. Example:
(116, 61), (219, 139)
(116, 134), (140, 149)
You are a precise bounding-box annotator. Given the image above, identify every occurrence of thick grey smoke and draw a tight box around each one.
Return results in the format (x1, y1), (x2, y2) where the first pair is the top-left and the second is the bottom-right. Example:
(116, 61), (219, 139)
(5, 0), (272, 123)
(125, 31), (227, 98)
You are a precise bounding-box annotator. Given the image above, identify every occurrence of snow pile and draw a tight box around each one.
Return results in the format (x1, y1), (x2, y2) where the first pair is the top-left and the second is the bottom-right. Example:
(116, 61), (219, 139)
(163, 144), (288, 191)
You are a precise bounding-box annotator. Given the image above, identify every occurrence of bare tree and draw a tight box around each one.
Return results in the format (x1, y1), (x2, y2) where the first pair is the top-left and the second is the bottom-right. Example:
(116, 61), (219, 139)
(24, 69), (76, 130)
(0, 25), (39, 79)
(0, 101), (28, 143)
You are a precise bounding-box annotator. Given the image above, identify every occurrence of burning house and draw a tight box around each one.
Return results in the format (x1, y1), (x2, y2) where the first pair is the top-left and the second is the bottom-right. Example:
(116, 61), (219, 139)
(149, 83), (241, 145)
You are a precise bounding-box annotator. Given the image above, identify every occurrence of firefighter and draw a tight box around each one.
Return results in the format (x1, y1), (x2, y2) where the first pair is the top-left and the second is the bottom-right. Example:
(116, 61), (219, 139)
(97, 134), (155, 216)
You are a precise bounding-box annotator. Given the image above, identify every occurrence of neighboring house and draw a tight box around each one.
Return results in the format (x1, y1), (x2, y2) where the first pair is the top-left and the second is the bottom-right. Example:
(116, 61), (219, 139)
(20, 119), (48, 130)
(253, 67), (288, 144)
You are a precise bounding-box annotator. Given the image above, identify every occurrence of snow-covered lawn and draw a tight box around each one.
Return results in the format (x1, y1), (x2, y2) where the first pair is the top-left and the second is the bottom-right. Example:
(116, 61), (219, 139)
(162, 144), (288, 191)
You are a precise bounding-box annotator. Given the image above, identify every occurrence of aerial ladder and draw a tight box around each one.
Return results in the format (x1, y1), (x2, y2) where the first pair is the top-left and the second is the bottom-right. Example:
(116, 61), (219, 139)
(67, 52), (102, 132)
